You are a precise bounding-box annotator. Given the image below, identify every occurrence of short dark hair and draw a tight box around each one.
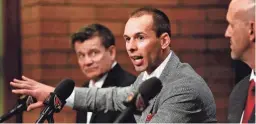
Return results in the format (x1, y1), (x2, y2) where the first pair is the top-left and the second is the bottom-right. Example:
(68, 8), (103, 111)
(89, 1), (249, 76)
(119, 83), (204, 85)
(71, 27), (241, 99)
(70, 23), (115, 49)
(130, 7), (171, 38)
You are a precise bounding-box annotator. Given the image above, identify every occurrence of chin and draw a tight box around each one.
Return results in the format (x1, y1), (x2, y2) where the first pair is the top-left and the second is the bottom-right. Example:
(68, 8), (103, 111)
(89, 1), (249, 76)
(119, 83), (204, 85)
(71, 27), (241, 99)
(85, 73), (98, 79)
(134, 66), (146, 73)
(231, 52), (240, 60)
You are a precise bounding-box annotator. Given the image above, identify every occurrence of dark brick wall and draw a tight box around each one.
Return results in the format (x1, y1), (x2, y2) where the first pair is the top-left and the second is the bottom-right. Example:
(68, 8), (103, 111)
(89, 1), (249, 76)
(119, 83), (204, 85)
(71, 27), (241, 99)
(21, 0), (234, 122)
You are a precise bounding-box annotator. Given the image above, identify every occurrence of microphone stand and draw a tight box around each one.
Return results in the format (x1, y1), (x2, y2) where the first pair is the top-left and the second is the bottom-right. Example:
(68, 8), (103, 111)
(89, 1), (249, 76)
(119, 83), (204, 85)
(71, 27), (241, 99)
(35, 107), (55, 123)
(47, 113), (54, 123)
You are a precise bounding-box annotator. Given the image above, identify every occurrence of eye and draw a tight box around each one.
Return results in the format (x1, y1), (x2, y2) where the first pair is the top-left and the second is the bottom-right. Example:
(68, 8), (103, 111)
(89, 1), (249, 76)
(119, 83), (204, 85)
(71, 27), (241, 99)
(124, 37), (130, 42)
(77, 53), (85, 59)
(138, 35), (144, 40)
(88, 50), (99, 58)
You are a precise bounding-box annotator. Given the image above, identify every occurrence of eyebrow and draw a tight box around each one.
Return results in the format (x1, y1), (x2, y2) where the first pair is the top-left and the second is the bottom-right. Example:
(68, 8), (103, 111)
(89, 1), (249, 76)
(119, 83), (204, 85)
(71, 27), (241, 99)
(135, 32), (146, 35)
(123, 34), (129, 38)
(123, 32), (146, 38)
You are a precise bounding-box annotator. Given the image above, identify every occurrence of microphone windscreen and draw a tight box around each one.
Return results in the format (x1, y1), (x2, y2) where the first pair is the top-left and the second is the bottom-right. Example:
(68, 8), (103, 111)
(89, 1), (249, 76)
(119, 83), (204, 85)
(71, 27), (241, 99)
(138, 77), (162, 102)
(54, 78), (75, 101)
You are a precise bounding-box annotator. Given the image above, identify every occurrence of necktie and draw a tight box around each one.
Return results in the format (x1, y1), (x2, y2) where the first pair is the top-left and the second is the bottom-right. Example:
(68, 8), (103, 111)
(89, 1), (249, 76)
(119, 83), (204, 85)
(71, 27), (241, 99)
(242, 79), (255, 123)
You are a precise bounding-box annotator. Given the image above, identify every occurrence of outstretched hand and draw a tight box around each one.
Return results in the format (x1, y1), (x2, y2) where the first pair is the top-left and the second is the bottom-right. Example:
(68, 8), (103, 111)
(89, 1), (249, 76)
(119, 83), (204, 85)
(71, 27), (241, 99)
(10, 76), (55, 111)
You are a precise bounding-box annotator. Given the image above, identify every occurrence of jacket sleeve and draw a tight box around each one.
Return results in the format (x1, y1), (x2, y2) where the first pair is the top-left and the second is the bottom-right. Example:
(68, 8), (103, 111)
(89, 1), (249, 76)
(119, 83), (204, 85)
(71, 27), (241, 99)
(73, 84), (136, 112)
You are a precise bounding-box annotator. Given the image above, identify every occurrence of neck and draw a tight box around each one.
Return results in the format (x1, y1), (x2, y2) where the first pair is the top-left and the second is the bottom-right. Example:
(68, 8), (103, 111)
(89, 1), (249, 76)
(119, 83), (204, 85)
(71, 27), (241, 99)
(91, 62), (115, 82)
(91, 73), (106, 83)
(242, 45), (255, 70)
(146, 49), (170, 74)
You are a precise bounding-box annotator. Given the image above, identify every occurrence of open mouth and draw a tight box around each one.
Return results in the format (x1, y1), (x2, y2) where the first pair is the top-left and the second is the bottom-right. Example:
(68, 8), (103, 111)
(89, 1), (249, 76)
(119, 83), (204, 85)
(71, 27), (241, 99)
(131, 56), (143, 60)
(131, 56), (144, 66)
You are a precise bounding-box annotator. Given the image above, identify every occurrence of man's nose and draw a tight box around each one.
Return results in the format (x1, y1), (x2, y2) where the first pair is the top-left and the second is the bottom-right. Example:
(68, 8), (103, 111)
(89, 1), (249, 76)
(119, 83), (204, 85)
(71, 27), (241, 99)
(225, 25), (231, 37)
(83, 56), (94, 66)
(127, 39), (137, 53)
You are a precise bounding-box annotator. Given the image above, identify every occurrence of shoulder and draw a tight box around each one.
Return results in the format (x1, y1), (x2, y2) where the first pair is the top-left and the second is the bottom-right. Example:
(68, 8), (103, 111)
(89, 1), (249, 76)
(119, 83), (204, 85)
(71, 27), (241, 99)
(160, 63), (214, 104)
(229, 75), (250, 99)
(161, 76), (208, 99)
(109, 63), (136, 86)
(164, 61), (208, 94)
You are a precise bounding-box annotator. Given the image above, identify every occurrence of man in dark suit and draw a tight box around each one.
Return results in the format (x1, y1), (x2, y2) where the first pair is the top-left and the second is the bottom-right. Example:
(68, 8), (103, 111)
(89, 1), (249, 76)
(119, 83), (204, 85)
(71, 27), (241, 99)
(225, 0), (255, 123)
(10, 7), (216, 122)
(72, 24), (136, 123)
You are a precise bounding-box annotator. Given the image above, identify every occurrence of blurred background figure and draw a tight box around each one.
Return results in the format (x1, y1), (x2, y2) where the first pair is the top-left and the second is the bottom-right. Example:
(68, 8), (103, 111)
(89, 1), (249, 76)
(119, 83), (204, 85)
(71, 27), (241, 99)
(71, 24), (136, 123)
(225, 0), (255, 123)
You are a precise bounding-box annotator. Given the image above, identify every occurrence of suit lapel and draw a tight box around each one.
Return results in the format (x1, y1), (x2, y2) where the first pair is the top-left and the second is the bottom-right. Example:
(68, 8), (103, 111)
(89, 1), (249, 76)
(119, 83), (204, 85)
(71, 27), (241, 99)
(102, 64), (122, 87)
(229, 75), (250, 122)
(139, 51), (180, 122)
(89, 113), (97, 123)
(159, 52), (180, 86)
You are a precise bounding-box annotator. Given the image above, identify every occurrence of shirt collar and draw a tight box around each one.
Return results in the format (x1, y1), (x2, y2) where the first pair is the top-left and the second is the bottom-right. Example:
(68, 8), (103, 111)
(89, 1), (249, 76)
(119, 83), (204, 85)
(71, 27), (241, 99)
(142, 51), (172, 81)
(89, 61), (117, 88)
(250, 69), (256, 81)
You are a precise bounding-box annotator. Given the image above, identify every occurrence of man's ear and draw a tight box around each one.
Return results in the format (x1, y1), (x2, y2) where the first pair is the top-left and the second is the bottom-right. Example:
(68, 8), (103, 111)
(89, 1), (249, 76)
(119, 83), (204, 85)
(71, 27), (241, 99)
(160, 33), (171, 49)
(249, 21), (255, 42)
(108, 45), (116, 60)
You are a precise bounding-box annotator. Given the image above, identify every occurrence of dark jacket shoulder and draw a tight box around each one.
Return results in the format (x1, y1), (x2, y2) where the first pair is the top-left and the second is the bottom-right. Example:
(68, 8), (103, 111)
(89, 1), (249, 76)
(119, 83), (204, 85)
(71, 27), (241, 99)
(228, 75), (251, 123)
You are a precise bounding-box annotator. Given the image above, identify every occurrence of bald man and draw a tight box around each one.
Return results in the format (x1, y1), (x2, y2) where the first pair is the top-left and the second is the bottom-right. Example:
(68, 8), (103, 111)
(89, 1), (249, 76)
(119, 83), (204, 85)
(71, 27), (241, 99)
(225, 0), (255, 123)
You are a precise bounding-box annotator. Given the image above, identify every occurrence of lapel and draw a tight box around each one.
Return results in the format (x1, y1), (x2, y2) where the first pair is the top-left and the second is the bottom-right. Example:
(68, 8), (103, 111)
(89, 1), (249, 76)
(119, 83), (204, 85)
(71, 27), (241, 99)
(101, 63), (123, 87)
(229, 75), (250, 122)
(158, 52), (180, 86)
(138, 51), (181, 122)
(134, 51), (180, 89)
(90, 64), (123, 123)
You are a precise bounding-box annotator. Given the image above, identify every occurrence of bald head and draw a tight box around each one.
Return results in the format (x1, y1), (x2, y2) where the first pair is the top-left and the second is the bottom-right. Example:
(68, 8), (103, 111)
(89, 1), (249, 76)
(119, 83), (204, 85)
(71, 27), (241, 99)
(228, 0), (255, 22)
(225, 0), (255, 69)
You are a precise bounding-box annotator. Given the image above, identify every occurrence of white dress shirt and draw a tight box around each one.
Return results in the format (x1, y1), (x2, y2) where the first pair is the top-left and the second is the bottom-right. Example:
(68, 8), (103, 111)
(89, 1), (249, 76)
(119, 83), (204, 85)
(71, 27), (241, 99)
(249, 70), (256, 81)
(142, 51), (172, 81)
(66, 62), (117, 123)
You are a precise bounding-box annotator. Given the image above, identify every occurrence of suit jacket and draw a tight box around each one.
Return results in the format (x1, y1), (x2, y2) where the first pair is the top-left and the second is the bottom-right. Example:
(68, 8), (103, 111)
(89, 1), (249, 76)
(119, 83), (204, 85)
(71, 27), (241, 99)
(76, 63), (136, 123)
(73, 52), (217, 123)
(228, 75), (255, 123)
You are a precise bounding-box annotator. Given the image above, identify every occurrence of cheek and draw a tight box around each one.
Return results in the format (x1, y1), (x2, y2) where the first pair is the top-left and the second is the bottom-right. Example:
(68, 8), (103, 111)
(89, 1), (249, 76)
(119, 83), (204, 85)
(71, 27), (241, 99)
(149, 43), (161, 62)
(139, 41), (159, 61)
(233, 30), (247, 44)
(78, 60), (84, 68)
(98, 56), (112, 69)
(137, 41), (152, 52)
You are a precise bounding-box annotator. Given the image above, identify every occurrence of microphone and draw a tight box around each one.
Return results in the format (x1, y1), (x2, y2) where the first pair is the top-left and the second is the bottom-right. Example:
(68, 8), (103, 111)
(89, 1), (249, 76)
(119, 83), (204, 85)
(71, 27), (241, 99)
(0, 95), (36, 123)
(114, 77), (162, 123)
(35, 78), (75, 123)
